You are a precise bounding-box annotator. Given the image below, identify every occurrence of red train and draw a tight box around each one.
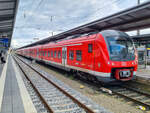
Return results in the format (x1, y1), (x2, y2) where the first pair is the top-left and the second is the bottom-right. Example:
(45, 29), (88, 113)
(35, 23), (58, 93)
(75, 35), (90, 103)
(16, 30), (138, 84)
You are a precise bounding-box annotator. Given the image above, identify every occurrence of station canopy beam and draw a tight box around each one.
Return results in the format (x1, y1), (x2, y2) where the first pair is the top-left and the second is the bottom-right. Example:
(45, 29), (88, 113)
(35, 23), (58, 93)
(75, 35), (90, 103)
(132, 34), (150, 41)
(0, 0), (19, 47)
(20, 1), (150, 49)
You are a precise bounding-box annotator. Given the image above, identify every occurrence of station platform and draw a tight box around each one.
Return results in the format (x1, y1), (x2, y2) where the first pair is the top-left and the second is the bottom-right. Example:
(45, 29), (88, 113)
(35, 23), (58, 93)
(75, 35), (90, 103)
(0, 55), (37, 113)
(136, 66), (150, 83)
(0, 63), (4, 78)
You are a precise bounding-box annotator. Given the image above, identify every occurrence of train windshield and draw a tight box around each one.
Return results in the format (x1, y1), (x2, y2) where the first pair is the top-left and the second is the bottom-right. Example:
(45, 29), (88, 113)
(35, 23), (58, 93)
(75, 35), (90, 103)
(106, 36), (135, 61)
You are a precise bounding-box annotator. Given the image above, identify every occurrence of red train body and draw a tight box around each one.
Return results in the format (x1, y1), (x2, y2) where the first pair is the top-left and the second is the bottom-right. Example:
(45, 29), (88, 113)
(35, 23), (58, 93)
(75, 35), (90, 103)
(17, 30), (138, 83)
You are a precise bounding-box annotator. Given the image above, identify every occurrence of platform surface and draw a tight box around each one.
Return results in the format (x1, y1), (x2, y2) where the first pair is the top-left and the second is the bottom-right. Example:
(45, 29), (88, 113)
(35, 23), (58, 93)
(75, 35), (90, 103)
(0, 56), (25, 113)
(137, 66), (150, 80)
(0, 63), (4, 78)
(0, 55), (37, 113)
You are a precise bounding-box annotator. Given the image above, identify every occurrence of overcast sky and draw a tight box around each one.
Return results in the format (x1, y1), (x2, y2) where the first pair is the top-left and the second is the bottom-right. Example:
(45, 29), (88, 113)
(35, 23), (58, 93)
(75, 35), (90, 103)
(11, 0), (149, 48)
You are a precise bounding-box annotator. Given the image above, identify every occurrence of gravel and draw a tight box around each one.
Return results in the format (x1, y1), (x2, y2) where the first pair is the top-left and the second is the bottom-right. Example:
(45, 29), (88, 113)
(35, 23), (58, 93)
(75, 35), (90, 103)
(15, 60), (49, 113)
(33, 62), (147, 113)
(16, 56), (111, 113)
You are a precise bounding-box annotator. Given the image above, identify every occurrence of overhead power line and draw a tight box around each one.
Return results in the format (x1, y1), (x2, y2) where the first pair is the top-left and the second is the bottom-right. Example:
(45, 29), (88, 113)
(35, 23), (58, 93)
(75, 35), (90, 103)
(22, 0), (45, 27)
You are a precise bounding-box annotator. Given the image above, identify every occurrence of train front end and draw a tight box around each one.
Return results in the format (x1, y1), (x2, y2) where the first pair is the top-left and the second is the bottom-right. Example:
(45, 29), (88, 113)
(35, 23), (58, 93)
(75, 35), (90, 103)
(98, 30), (138, 83)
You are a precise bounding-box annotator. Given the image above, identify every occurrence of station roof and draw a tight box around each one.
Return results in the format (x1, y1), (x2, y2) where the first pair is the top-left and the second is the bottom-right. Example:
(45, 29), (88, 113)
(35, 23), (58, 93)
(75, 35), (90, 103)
(132, 34), (150, 41)
(0, 0), (19, 47)
(20, 1), (150, 49)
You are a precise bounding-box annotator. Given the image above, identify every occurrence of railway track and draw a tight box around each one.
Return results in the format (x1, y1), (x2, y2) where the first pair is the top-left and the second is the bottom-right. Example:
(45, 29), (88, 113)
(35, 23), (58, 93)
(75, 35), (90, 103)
(77, 75), (150, 110)
(15, 55), (150, 111)
(108, 85), (150, 109)
(13, 55), (109, 113)
(75, 74), (150, 110)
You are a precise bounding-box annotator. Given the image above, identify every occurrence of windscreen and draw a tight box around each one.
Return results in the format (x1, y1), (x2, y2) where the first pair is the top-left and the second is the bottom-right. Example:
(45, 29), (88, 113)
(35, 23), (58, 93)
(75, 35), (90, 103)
(106, 36), (135, 61)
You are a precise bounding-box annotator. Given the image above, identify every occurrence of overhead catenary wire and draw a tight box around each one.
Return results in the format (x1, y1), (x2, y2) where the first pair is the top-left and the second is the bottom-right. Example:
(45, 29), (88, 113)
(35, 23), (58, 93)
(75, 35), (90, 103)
(21, 0), (46, 27)
(16, 0), (123, 30)
(54, 0), (124, 31)
(16, 0), (139, 40)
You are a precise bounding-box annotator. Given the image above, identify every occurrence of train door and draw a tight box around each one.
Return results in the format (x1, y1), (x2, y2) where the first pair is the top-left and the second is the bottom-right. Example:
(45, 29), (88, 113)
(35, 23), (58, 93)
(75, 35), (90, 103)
(86, 42), (95, 71)
(62, 47), (67, 67)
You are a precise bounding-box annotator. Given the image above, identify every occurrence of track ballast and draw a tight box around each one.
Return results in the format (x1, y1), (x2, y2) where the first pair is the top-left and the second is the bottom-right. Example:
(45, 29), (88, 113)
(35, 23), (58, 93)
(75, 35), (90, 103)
(13, 55), (110, 113)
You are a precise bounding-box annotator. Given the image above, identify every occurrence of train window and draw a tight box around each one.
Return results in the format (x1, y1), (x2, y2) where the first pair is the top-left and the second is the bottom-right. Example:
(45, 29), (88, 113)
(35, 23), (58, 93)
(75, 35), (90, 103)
(48, 51), (50, 57)
(54, 51), (57, 58)
(69, 50), (74, 60)
(58, 50), (61, 59)
(37, 49), (39, 56)
(51, 51), (53, 57)
(88, 44), (93, 53)
(43, 51), (44, 56)
(76, 50), (82, 61)
(45, 51), (47, 56)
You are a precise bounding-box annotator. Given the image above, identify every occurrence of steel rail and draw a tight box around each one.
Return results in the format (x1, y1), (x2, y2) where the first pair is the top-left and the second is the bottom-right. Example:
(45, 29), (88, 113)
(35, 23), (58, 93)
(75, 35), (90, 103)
(109, 86), (150, 109)
(76, 75), (150, 109)
(122, 85), (150, 98)
(13, 56), (54, 113)
(13, 55), (95, 113)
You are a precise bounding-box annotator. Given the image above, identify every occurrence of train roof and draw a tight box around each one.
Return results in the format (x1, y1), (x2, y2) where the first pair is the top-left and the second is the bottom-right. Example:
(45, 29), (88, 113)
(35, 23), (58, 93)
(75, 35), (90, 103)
(42, 33), (98, 48)
(100, 30), (130, 37)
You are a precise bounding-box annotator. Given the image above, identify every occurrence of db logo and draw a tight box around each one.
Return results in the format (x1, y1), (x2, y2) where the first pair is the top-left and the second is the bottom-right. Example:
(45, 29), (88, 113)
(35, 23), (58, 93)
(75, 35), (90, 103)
(122, 62), (126, 66)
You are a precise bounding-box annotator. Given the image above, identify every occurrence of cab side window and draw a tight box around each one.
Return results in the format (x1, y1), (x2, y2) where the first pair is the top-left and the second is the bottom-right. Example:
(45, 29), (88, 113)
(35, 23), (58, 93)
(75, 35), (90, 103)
(88, 44), (93, 53)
